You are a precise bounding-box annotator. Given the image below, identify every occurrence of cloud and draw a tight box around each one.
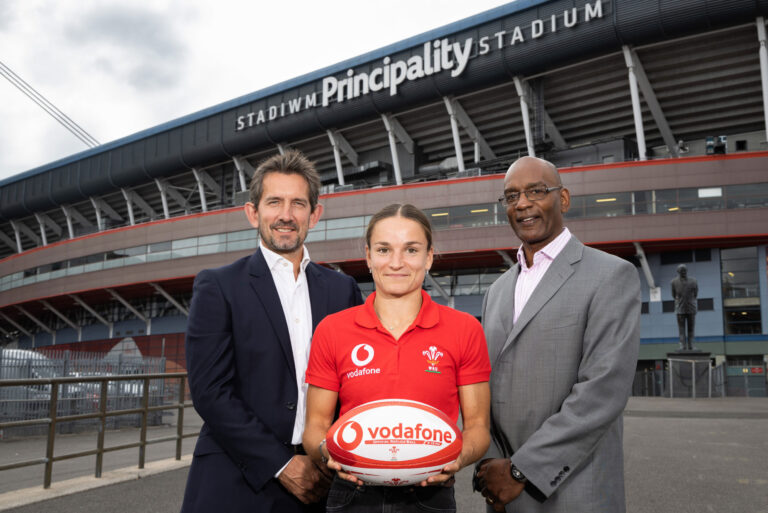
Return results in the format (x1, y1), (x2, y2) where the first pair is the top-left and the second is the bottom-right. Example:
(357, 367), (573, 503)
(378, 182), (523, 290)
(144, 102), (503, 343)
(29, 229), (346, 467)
(64, 3), (188, 90)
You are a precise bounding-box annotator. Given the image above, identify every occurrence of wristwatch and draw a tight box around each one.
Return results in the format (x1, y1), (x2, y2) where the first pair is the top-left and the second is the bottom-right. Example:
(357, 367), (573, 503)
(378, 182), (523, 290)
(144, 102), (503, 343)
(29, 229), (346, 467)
(319, 440), (328, 464)
(510, 463), (527, 484)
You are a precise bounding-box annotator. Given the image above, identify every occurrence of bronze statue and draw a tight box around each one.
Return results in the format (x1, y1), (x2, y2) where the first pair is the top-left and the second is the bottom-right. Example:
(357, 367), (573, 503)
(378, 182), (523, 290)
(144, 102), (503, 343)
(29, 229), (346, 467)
(670, 264), (698, 351)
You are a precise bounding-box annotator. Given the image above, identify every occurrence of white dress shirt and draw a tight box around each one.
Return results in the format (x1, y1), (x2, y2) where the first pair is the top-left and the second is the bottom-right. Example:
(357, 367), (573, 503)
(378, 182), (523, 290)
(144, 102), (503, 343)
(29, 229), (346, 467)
(260, 243), (313, 447)
(514, 227), (572, 323)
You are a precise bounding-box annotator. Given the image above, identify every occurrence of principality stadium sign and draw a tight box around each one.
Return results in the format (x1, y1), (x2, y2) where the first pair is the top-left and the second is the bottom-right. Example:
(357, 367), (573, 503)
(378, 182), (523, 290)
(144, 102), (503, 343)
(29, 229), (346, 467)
(236, 0), (605, 131)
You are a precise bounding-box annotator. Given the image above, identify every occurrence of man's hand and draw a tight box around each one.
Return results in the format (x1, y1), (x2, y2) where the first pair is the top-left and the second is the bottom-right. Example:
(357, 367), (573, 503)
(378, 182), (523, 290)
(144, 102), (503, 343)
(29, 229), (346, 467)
(475, 458), (525, 512)
(277, 455), (333, 504)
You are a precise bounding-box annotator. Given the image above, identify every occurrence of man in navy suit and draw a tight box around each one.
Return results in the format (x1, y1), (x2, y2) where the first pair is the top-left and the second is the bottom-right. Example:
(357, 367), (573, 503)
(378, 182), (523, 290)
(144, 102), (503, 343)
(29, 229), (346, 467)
(181, 150), (363, 513)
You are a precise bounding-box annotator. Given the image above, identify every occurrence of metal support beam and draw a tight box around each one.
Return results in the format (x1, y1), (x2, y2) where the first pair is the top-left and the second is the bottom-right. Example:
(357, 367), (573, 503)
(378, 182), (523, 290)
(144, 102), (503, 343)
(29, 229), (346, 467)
(0, 229), (19, 252)
(191, 168), (209, 212)
(276, 143), (286, 155)
(90, 196), (122, 232)
(35, 212), (62, 240)
(61, 205), (92, 238)
(541, 108), (568, 150)
(61, 206), (75, 238)
(122, 188), (156, 225)
(443, 97), (466, 172)
(9, 220), (23, 252)
(41, 300), (81, 340)
(155, 179), (170, 219)
(0, 324), (9, 337)
(328, 130), (358, 167)
(496, 250), (516, 268)
(446, 98), (496, 162)
(69, 294), (112, 338)
(34, 214), (48, 246)
(195, 168), (222, 199)
(381, 114), (404, 186)
(425, 272), (454, 309)
(150, 282), (189, 317)
(622, 46), (648, 161)
(0, 311), (32, 338)
(107, 288), (148, 324)
(233, 156), (255, 193)
(121, 188), (136, 226)
(623, 46), (678, 157)
(11, 219), (41, 248)
(155, 178), (190, 216)
(513, 77), (536, 158)
(757, 17), (768, 141)
(326, 130), (346, 186)
(381, 114), (414, 154)
(16, 306), (54, 336)
(633, 242), (661, 302)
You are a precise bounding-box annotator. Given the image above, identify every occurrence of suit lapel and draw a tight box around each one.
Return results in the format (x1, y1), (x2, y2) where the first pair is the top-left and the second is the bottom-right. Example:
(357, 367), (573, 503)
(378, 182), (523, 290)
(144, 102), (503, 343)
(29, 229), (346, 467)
(499, 237), (584, 356)
(305, 263), (327, 332)
(491, 265), (519, 364)
(248, 249), (296, 378)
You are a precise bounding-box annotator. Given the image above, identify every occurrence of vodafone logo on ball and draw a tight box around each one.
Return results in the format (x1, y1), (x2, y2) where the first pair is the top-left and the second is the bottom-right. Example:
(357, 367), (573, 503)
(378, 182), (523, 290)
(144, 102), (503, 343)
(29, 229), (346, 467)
(335, 419), (454, 453)
(346, 343), (381, 380)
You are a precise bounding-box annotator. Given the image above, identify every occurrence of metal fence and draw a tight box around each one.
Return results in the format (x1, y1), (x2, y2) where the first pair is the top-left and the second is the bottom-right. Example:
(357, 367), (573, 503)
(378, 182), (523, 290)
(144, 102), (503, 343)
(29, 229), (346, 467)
(0, 372), (197, 489)
(0, 348), (168, 439)
(632, 361), (766, 398)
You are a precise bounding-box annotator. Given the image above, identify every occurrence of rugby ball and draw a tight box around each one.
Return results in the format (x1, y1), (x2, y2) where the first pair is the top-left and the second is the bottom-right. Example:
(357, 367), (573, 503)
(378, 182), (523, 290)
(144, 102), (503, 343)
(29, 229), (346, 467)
(326, 399), (462, 486)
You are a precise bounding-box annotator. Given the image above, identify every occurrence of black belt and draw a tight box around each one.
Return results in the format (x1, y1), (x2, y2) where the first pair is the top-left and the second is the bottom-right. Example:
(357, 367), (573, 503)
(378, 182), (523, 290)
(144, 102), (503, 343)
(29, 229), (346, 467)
(290, 444), (306, 455)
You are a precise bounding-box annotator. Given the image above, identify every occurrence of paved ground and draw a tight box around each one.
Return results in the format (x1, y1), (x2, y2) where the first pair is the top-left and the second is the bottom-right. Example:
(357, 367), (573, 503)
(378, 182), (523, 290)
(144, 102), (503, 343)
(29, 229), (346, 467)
(1, 397), (767, 513)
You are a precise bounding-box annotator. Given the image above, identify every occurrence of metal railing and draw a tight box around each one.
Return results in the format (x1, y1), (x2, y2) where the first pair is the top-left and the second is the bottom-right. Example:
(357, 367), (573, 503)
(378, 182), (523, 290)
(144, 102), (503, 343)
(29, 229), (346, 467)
(0, 372), (198, 489)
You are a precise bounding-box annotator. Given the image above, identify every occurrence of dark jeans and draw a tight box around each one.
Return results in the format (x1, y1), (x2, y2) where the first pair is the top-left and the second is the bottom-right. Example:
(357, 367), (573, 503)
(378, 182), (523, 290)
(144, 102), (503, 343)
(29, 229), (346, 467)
(326, 477), (456, 513)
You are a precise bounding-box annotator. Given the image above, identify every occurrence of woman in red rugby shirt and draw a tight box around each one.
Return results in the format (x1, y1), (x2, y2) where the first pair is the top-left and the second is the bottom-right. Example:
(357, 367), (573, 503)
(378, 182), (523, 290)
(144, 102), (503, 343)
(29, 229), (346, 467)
(303, 203), (490, 513)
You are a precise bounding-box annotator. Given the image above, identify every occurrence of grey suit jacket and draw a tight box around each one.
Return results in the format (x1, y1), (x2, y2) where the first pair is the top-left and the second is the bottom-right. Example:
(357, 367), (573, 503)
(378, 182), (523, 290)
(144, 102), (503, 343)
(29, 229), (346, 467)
(482, 236), (640, 513)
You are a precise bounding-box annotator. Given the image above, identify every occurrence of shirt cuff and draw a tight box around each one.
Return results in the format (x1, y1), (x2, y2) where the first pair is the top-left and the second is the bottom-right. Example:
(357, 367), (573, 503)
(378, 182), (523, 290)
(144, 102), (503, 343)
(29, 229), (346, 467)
(274, 455), (294, 478)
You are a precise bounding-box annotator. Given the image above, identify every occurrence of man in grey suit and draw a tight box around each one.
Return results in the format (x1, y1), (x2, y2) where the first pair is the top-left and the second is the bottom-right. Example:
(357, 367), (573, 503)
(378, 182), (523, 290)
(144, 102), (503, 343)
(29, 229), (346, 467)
(475, 156), (641, 512)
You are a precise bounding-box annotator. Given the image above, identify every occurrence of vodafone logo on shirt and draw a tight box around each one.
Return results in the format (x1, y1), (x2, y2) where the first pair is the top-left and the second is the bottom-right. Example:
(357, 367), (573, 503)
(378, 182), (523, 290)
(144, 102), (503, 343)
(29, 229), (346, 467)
(347, 343), (381, 380)
(351, 344), (374, 366)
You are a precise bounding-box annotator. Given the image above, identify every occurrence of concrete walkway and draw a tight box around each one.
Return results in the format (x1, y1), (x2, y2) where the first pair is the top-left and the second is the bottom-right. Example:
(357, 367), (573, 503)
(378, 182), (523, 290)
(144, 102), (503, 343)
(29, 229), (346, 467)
(1, 397), (767, 512)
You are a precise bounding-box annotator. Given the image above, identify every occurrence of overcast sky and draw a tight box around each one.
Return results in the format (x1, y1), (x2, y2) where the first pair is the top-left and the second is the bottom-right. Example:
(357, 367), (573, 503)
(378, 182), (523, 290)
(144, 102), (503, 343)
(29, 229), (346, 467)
(0, 0), (514, 182)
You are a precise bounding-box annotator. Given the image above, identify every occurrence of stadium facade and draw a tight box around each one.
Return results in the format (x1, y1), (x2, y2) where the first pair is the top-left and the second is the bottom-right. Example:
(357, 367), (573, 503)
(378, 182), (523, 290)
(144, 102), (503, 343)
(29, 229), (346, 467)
(1, 0), (767, 378)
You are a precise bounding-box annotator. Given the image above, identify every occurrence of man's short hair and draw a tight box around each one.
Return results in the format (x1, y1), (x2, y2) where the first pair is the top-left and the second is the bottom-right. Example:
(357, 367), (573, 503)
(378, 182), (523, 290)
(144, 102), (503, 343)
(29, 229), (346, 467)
(248, 149), (321, 211)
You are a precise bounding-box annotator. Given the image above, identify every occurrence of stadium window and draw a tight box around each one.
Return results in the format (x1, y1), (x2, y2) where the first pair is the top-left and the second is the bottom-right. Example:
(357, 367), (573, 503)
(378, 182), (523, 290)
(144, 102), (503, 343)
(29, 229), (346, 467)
(721, 247), (762, 334)
(660, 251), (692, 265)
(694, 249), (711, 262)
(697, 298), (714, 311)
(735, 140), (747, 152)
(641, 302), (649, 314)
(662, 301), (675, 313)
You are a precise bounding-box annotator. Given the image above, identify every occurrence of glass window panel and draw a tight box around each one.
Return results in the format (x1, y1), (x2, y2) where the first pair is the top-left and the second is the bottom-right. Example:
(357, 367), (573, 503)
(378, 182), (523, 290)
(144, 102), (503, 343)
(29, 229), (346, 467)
(83, 262), (103, 273)
(171, 247), (197, 259)
(583, 192), (632, 218)
(85, 253), (105, 264)
(725, 183), (768, 209)
(198, 243), (227, 255)
(226, 230), (255, 242)
(67, 264), (84, 276)
(564, 196), (586, 219)
(103, 259), (124, 270)
(326, 217), (365, 230)
(146, 251), (171, 263)
(721, 247), (757, 260)
(50, 268), (67, 279)
(305, 231), (325, 243)
(123, 254), (147, 265)
(325, 227), (364, 240)
(198, 234), (226, 246)
(654, 189), (679, 213)
(149, 241), (172, 252)
(122, 245), (147, 257)
(632, 191), (651, 215)
(172, 238), (198, 250)
(226, 240), (258, 252)
(313, 220), (326, 231)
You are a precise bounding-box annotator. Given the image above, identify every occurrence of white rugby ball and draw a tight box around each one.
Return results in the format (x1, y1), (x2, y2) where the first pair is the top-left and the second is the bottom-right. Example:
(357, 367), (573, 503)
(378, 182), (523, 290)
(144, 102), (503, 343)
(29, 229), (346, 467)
(326, 399), (462, 486)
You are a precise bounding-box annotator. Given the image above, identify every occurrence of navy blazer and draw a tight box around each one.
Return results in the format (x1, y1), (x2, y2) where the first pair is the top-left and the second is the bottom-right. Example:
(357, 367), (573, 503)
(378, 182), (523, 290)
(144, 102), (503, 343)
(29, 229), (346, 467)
(181, 249), (362, 513)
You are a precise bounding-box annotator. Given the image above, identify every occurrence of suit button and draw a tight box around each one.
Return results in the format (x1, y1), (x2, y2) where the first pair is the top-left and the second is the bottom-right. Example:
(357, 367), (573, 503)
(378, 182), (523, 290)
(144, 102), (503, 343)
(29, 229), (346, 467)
(286, 402), (296, 410)
(550, 481), (557, 487)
